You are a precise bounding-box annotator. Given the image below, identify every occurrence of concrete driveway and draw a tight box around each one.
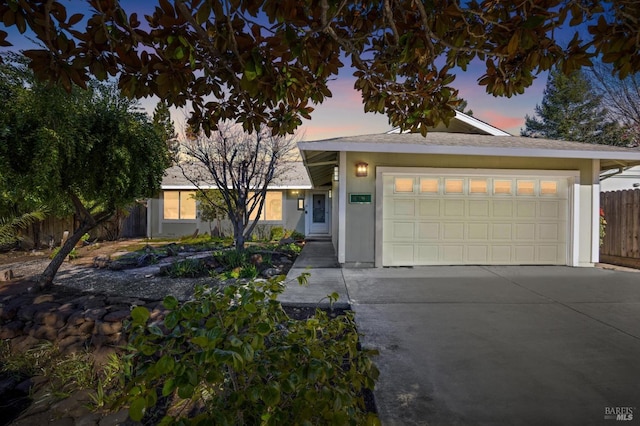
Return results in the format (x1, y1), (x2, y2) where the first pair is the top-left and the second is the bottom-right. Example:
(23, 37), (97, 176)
(344, 266), (640, 426)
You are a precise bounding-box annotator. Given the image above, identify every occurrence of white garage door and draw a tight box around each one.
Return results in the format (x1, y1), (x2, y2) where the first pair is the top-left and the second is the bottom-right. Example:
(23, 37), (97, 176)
(382, 173), (569, 266)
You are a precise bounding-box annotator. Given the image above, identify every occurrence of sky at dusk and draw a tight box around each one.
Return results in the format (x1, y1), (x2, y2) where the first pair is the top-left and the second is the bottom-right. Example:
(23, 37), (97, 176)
(0, 1), (554, 141)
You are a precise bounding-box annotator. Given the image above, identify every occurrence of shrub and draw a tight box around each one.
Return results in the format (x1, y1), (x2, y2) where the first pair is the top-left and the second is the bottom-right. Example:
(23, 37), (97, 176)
(269, 226), (285, 241)
(289, 230), (305, 241)
(217, 249), (247, 269)
(122, 278), (380, 425)
(239, 264), (259, 279)
(280, 242), (302, 255)
(164, 258), (208, 278)
(50, 247), (79, 260)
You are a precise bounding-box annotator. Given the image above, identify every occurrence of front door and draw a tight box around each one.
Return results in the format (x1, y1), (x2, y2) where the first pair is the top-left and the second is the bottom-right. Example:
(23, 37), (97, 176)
(309, 192), (330, 235)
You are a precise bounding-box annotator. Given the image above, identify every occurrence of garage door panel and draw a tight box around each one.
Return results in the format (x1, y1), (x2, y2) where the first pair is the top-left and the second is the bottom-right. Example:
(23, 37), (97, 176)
(468, 200), (490, 217)
(442, 245), (464, 262)
(516, 201), (537, 217)
(386, 221), (415, 240)
(467, 223), (489, 240)
(515, 223), (536, 240)
(492, 200), (514, 217)
(417, 222), (439, 239)
(444, 200), (465, 216)
(443, 223), (464, 239)
(538, 223), (560, 241)
(491, 245), (512, 263)
(537, 245), (559, 262)
(419, 199), (440, 217)
(393, 199), (416, 216)
(467, 245), (489, 263)
(514, 246), (535, 262)
(492, 223), (513, 240)
(383, 174), (569, 266)
(416, 245), (439, 262)
(539, 201), (560, 218)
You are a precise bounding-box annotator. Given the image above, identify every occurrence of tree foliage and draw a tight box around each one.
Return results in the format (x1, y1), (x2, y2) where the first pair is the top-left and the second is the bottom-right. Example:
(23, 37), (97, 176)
(587, 61), (640, 145)
(179, 124), (297, 251)
(0, 56), (170, 288)
(0, 210), (46, 247)
(521, 68), (623, 145)
(0, 1), (638, 136)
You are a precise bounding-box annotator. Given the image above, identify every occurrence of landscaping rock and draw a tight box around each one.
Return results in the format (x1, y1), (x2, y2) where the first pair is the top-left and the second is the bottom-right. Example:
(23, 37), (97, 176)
(136, 253), (157, 267)
(92, 256), (111, 269)
(250, 253), (263, 265)
(262, 267), (282, 278)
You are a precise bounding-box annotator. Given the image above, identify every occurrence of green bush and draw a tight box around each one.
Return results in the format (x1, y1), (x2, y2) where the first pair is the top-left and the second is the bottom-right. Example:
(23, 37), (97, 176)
(50, 247), (79, 260)
(269, 226), (285, 241)
(239, 264), (259, 279)
(122, 278), (380, 425)
(164, 258), (208, 278)
(280, 242), (302, 255)
(217, 249), (247, 269)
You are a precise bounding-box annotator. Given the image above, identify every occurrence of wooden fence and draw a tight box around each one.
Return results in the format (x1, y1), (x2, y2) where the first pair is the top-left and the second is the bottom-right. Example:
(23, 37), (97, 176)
(20, 204), (147, 249)
(600, 189), (640, 268)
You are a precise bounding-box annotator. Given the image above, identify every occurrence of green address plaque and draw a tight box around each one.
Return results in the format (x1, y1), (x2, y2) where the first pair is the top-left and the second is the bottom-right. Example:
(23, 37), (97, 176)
(349, 193), (372, 204)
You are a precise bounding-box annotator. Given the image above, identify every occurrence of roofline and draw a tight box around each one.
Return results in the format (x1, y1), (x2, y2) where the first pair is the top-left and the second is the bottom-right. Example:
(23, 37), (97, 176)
(454, 111), (512, 136)
(161, 185), (312, 190)
(386, 111), (512, 136)
(296, 141), (640, 161)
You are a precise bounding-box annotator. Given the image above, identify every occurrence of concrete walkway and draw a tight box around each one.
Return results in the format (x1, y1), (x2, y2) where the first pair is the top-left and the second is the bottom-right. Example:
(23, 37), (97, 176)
(280, 240), (349, 309)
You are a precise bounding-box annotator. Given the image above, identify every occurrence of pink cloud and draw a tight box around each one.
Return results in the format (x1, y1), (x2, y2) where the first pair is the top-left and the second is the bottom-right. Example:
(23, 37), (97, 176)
(476, 110), (525, 133)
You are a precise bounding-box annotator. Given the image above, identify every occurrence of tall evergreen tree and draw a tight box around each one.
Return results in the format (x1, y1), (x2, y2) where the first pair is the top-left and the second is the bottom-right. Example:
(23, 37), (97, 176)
(522, 68), (623, 145)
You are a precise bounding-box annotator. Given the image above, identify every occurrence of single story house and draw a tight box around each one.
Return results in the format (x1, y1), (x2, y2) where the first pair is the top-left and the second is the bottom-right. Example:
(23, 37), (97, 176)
(147, 162), (319, 239)
(148, 111), (640, 267)
(298, 112), (640, 267)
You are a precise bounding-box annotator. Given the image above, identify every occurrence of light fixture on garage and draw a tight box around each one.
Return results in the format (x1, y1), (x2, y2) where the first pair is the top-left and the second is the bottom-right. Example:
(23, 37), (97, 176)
(355, 162), (368, 177)
(333, 166), (339, 181)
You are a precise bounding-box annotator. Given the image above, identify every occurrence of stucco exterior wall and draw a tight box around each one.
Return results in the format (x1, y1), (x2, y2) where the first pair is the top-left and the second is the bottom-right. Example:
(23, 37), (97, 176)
(340, 152), (597, 266)
(149, 190), (306, 240)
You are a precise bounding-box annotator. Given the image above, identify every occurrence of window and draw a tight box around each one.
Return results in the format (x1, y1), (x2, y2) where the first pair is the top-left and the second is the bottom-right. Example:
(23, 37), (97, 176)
(164, 191), (196, 220)
(540, 181), (558, 195)
(250, 191), (283, 221)
(395, 178), (414, 193)
(517, 180), (535, 195)
(494, 180), (512, 195)
(469, 179), (488, 194)
(445, 179), (464, 194)
(420, 178), (439, 193)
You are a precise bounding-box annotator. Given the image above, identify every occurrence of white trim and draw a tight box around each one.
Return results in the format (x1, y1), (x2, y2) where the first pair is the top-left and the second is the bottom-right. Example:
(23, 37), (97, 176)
(454, 111), (511, 136)
(298, 141), (640, 161)
(338, 151), (347, 264)
(591, 159), (601, 264)
(375, 168), (384, 267)
(305, 190), (331, 236)
(377, 167), (580, 267)
(571, 180), (580, 267)
(386, 111), (511, 136)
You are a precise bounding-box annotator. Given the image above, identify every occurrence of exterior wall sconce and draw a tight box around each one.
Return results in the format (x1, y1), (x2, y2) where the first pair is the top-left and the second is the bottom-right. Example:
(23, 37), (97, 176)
(328, 189), (332, 199)
(333, 166), (339, 181)
(297, 198), (304, 210)
(356, 162), (368, 177)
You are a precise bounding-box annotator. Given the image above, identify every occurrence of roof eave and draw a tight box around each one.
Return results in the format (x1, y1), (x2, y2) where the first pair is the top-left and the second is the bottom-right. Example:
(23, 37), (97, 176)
(297, 141), (640, 162)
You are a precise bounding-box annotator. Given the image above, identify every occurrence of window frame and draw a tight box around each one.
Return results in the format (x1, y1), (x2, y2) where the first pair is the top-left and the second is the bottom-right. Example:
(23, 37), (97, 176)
(163, 190), (197, 221)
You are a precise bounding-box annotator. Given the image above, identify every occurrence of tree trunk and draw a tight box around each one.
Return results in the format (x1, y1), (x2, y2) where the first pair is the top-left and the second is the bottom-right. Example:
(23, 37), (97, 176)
(234, 220), (245, 251)
(37, 222), (94, 290)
